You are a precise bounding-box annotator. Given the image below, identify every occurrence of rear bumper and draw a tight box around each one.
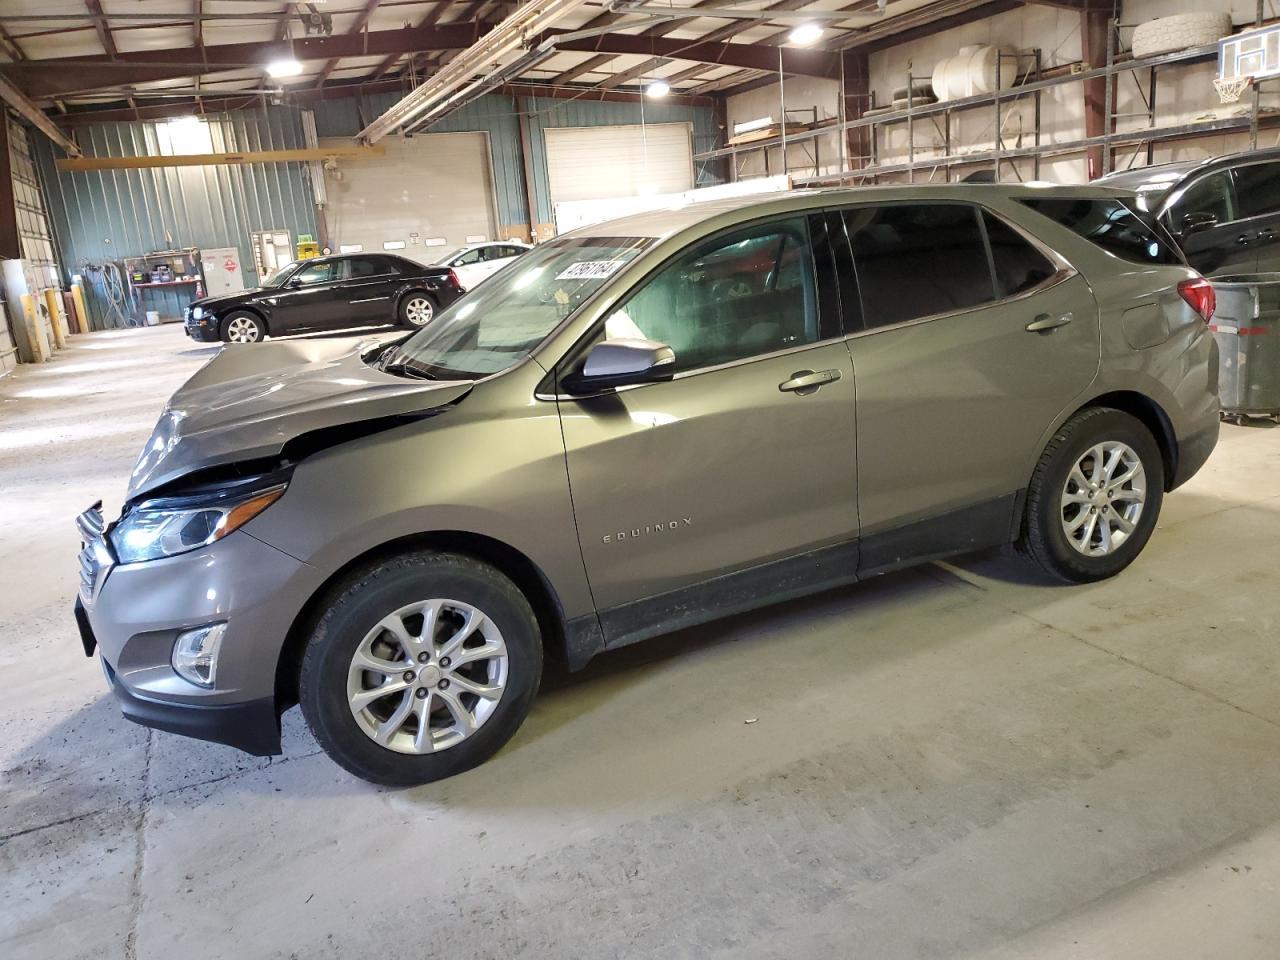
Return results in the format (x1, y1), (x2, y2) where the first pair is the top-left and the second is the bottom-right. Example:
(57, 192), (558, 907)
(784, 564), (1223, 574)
(1171, 417), (1220, 489)
(104, 656), (281, 756)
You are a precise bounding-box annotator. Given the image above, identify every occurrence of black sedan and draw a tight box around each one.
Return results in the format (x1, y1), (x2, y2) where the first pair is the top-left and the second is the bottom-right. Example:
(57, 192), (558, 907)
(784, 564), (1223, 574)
(185, 253), (466, 343)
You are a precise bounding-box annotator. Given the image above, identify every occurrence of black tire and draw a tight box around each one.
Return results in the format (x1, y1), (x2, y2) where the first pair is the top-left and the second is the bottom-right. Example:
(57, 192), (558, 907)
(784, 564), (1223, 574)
(1018, 407), (1165, 584)
(219, 310), (265, 343)
(397, 291), (437, 329)
(298, 551), (543, 786)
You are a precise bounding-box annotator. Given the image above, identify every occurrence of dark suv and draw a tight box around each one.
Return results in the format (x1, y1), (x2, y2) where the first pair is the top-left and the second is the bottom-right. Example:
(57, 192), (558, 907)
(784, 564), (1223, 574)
(1100, 148), (1280, 277)
(185, 253), (465, 343)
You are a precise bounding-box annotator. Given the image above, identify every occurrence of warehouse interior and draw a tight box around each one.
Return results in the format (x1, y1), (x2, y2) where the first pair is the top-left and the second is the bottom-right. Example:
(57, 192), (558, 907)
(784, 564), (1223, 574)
(3, 0), (1280, 957)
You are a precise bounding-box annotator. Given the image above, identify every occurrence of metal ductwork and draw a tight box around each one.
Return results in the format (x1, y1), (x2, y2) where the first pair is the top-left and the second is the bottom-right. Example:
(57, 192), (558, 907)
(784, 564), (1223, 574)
(357, 0), (604, 143)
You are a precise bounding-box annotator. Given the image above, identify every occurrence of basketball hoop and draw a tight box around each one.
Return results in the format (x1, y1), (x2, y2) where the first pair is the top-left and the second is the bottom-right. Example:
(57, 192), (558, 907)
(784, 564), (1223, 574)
(1214, 75), (1252, 104)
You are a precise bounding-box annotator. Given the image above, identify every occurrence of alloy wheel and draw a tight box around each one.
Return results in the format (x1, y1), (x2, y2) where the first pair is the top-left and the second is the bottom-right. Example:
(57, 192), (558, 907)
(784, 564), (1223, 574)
(226, 316), (261, 343)
(404, 297), (433, 326)
(346, 599), (508, 755)
(1060, 440), (1147, 557)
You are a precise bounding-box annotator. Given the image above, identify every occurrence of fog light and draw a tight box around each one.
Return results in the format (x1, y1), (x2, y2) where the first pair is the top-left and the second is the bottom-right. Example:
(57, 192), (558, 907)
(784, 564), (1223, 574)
(172, 622), (226, 688)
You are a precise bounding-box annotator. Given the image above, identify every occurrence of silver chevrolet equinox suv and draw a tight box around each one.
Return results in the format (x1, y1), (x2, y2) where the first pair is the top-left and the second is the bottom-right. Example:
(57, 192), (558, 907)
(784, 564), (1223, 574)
(75, 186), (1220, 785)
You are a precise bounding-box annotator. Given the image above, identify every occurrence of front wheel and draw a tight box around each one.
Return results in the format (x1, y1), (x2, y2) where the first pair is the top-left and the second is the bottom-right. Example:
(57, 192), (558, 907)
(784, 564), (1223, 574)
(398, 292), (436, 329)
(298, 552), (542, 786)
(220, 311), (265, 343)
(1018, 407), (1165, 583)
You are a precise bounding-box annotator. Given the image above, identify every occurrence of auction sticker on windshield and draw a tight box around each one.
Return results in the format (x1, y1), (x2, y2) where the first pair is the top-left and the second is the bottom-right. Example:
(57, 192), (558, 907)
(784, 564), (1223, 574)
(555, 260), (628, 280)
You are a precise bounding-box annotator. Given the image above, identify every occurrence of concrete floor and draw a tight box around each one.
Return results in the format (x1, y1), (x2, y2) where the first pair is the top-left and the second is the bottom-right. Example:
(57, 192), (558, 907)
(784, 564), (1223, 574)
(3, 324), (1280, 960)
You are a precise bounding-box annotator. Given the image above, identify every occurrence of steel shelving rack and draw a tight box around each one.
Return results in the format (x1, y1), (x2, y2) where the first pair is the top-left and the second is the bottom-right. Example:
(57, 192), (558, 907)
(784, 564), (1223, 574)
(693, 23), (1266, 185)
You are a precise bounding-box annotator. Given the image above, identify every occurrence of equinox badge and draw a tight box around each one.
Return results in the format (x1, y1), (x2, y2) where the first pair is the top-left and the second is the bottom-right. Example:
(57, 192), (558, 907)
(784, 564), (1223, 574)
(602, 518), (692, 544)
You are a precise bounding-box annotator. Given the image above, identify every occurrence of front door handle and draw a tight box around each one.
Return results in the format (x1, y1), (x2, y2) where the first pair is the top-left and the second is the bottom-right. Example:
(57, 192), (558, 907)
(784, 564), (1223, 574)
(779, 368), (842, 395)
(1026, 312), (1073, 333)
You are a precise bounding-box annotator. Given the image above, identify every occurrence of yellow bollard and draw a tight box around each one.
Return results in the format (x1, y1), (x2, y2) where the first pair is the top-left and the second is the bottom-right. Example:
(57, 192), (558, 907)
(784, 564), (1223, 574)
(70, 281), (90, 334)
(43, 288), (67, 349)
(18, 293), (49, 362)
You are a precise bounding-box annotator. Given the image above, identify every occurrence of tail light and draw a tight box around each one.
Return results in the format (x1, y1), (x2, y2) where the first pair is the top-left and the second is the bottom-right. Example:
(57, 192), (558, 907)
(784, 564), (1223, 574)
(448, 268), (462, 289)
(1177, 276), (1215, 323)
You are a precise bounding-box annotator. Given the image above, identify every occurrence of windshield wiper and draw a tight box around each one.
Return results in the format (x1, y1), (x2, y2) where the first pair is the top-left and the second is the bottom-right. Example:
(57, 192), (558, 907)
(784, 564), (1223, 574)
(380, 360), (435, 380)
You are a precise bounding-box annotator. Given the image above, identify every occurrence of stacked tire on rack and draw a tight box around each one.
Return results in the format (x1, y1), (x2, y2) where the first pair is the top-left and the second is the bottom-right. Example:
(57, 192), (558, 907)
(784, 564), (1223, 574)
(1129, 13), (1233, 59)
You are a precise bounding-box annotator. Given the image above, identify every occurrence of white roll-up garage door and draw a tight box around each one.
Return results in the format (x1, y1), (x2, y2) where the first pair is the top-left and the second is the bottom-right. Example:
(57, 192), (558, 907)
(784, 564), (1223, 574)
(320, 132), (497, 265)
(544, 123), (693, 207)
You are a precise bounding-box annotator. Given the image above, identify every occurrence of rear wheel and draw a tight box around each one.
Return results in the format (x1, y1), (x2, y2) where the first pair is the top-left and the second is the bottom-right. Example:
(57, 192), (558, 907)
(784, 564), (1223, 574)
(220, 311), (264, 343)
(1018, 407), (1165, 583)
(398, 292), (436, 329)
(298, 551), (542, 786)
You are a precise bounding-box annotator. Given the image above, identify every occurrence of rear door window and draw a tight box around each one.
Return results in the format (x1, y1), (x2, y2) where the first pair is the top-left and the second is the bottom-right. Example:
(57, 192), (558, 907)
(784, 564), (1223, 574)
(982, 212), (1057, 297)
(1232, 162), (1280, 219)
(842, 203), (994, 328)
(1168, 171), (1235, 228)
(1019, 196), (1181, 265)
(346, 257), (388, 278)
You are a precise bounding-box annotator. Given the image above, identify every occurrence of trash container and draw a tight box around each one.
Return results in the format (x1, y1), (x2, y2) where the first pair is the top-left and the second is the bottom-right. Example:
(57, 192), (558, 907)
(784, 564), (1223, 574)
(1209, 274), (1280, 423)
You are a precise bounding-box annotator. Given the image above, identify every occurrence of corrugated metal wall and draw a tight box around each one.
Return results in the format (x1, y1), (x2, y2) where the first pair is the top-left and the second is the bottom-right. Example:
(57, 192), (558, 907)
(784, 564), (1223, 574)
(310, 91), (721, 230)
(36, 94), (719, 328)
(35, 108), (318, 329)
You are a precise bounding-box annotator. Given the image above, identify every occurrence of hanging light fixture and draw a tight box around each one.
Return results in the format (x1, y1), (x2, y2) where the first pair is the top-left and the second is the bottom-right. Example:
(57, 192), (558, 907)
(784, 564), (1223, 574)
(267, 58), (304, 78)
(788, 23), (824, 46)
(647, 79), (671, 98)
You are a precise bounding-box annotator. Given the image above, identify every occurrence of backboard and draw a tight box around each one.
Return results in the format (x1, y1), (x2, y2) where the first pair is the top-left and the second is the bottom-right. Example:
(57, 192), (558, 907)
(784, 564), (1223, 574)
(1219, 23), (1280, 81)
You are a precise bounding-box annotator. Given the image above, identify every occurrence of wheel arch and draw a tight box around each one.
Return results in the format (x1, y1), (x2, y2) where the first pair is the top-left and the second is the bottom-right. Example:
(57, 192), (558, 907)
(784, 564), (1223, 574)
(274, 529), (570, 710)
(1071, 390), (1178, 490)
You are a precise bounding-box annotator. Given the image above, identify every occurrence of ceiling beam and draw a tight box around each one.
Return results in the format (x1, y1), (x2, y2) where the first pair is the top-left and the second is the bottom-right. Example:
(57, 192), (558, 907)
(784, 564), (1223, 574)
(554, 33), (841, 79)
(0, 22), (491, 98)
(84, 0), (118, 58)
(550, 0), (742, 86)
(0, 75), (80, 155)
(315, 0), (381, 88)
(370, 1), (450, 80)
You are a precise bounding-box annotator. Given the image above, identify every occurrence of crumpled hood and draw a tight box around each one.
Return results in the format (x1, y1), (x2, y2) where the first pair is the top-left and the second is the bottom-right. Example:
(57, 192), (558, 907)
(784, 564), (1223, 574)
(128, 338), (472, 499)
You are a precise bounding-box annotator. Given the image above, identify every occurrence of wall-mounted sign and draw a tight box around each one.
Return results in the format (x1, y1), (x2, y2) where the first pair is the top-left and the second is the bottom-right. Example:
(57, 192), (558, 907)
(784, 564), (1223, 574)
(383, 240), (407, 250)
(339, 243), (363, 254)
(423, 237), (448, 247)
(465, 234), (488, 243)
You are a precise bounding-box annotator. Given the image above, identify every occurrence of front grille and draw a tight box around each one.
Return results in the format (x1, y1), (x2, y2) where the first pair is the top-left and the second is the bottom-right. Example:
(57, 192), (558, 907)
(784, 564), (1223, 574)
(76, 501), (112, 603)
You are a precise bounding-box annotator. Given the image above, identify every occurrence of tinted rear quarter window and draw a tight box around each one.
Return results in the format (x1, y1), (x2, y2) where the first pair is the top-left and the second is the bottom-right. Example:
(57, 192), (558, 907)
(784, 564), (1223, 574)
(1019, 196), (1181, 265)
(982, 212), (1056, 296)
(844, 203), (994, 328)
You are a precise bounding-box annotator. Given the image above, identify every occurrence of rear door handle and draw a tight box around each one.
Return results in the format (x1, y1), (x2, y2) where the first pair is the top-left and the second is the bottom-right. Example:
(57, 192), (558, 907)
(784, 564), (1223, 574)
(779, 368), (841, 394)
(1026, 312), (1073, 333)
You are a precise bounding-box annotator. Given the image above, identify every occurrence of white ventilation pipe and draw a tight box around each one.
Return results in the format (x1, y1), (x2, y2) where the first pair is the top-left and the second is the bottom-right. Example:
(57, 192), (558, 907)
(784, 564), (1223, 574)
(357, 0), (596, 144)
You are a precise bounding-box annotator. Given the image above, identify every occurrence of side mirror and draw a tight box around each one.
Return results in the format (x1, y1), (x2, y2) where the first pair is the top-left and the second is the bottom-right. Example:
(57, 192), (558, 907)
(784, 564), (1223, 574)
(1179, 211), (1218, 238)
(565, 338), (675, 394)
(287, 276), (304, 288)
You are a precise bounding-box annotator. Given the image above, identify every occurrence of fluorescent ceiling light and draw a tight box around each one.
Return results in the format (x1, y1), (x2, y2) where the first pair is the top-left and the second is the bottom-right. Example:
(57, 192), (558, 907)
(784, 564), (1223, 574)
(266, 58), (303, 78)
(788, 23), (824, 46)
(647, 80), (671, 98)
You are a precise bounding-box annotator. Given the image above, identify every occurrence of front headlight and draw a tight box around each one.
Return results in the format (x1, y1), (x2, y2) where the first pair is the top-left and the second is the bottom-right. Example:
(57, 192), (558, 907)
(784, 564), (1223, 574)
(110, 477), (286, 564)
(190, 306), (205, 320)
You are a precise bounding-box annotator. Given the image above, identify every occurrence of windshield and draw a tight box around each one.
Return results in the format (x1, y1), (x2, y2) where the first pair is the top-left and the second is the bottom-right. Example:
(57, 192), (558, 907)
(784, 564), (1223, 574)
(431, 247), (462, 266)
(263, 261), (300, 287)
(380, 235), (652, 379)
